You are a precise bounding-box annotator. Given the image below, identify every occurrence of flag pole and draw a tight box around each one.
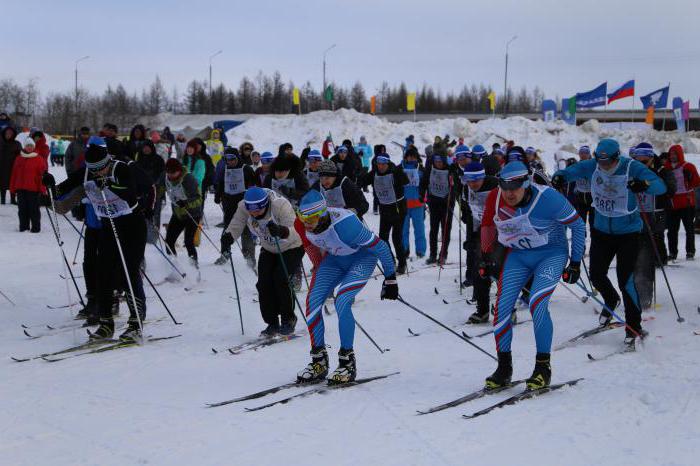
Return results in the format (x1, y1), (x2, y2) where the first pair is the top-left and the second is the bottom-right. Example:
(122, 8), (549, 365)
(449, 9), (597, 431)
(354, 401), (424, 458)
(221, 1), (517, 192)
(631, 76), (635, 125)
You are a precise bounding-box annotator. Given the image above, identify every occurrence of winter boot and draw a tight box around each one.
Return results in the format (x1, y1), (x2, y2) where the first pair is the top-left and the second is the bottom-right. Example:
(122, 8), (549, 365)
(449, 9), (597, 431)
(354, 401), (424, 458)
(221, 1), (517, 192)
(74, 296), (96, 320)
(425, 255), (437, 265)
(396, 262), (407, 275)
(526, 353), (552, 390)
(260, 323), (280, 338)
(119, 319), (143, 343)
(485, 351), (513, 390)
(598, 297), (620, 327)
(214, 251), (230, 265)
(279, 314), (298, 336)
(462, 275), (473, 288)
(467, 310), (490, 324)
(296, 346), (329, 383)
(328, 348), (357, 385)
(89, 319), (115, 340)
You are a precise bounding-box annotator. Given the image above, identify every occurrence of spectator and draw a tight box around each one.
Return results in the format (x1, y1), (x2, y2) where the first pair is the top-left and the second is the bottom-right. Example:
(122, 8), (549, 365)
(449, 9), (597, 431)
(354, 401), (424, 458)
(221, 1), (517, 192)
(206, 129), (225, 165)
(31, 131), (50, 160)
(665, 144), (700, 260)
(0, 125), (21, 204)
(65, 127), (90, 176)
(174, 133), (187, 161)
(183, 140), (206, 192)
(10, 138), (47, 232)
(101, 123), (127, 161)
(0, 112), (12, 131)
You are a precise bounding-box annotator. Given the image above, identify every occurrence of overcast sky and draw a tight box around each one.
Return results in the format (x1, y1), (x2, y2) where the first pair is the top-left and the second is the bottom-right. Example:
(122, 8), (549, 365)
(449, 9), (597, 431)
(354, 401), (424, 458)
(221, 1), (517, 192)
(1, 0), (698, 109)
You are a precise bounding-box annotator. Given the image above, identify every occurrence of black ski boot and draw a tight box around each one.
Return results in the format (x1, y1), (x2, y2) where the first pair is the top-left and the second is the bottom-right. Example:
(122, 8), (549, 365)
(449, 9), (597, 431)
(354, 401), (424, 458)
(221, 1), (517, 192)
(396, 262), (407, 275)
(624, 328), (648, 352)
(89, 319), (115, 340)
(485, 351), (513, 390)
(297, 346), (329, 383)
(526, 353), (552, 390)
(74, 296), (95, 320)
(260, 323), (280, 337)
(214, 250), (231, 266)
(119, 319), (143, 343)
(111, 291), (121, 317)
(279, 315), (297, 336)
(467, 310), (490, 324)
(425, 255), (437, 265)
(328, 348), (356, 385)
(598, 297), (620, 326)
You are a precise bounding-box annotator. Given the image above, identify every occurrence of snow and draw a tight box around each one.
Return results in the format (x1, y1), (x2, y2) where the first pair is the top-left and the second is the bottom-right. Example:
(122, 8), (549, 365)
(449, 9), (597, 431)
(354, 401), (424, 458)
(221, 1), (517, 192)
(2, 117), (700, 466)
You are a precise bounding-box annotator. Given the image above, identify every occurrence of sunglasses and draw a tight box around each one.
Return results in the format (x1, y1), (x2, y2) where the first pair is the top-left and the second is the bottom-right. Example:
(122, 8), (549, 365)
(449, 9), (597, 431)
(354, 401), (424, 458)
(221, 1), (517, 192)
(498, 176), (529, 190)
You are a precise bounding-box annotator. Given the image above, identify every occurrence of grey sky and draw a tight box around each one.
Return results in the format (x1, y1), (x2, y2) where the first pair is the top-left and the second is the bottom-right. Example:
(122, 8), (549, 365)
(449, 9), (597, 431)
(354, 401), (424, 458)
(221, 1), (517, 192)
(1, 0), (698, 109)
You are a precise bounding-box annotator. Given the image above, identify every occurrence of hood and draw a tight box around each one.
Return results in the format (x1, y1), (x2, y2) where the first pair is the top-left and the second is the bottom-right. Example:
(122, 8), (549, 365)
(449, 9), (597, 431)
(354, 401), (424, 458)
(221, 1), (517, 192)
(129, 124), (147, 141)
(2, 126), (18, 142)
(668, 144), (685, 166)
(140, 140), (157, 156)
(210, 129), (220, 139)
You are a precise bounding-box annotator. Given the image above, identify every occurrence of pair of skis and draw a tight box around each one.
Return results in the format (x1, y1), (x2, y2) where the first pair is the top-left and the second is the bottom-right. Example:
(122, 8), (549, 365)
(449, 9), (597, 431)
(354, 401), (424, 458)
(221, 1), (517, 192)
(206, 372), (400, 411)
(211, 333), (304, 355)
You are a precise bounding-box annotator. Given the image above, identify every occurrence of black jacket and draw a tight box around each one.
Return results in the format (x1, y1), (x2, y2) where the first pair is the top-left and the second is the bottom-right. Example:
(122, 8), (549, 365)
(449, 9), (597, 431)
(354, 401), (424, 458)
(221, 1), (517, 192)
(311, 176), (369, 218)
(420, 162), (459, 206)
(133, 141), (165, 184)
(361, 162), (409, 205)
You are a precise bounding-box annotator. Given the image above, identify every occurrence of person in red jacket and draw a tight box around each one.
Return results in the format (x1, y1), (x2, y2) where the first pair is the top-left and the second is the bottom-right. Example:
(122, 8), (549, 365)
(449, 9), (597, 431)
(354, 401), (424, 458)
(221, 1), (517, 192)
(665, 144), (700, 260)
(31, 131), (50, 160)
(10, 138), (47, 232)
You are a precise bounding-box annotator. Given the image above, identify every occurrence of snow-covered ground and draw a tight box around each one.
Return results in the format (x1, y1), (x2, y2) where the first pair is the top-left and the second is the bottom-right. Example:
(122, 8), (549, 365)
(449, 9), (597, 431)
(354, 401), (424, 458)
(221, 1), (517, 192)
(2, 117), (700, 466)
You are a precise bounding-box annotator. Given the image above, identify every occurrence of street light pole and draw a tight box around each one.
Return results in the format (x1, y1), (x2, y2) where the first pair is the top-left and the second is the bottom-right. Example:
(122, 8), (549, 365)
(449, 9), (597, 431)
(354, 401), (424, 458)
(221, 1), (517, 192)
(322, 44), (336, 109)
(209, 50), (223, 114)
(74, 55), (89, 129)
(503, 36), (517, 118)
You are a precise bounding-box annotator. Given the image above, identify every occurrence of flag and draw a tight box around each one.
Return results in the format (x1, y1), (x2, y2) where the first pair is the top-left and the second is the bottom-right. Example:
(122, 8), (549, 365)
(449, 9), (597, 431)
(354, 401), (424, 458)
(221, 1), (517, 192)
(576, 82), (607, 109)
(673, 97), (685, 133)
(607, 80), (635, 104)
(645, 107), (654, 125)
(292, 87), (300, 106)
(370, 95), (376, 114)
(682, 101), (690, 121)
(407, 92), (416, 112)
(561, 97), (576, 125)
(640, 85), (669, 109)
(541, 99), (557, 121)
(324, 85), (334, 103)
(487, 91), (496, 111)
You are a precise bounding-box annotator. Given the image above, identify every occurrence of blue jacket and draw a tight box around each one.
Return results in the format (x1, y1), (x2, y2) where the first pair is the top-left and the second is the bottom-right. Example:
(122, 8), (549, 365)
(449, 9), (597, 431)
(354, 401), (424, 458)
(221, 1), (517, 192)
(554, 157), (666, 235)
(401, 161), (424, 207)
(355, 143), (373, 168)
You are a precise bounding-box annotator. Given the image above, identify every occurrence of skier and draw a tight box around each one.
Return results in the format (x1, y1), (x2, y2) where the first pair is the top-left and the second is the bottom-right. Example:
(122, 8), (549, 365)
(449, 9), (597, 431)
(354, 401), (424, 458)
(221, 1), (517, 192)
(295, 190), (398, 385)
(213, 148), (257, 267)
(264, 156), (309, 208)
(330, 145), (359, 183)
(222, 187), (305, 336)
(552, 138), (666, 348)
(312, 159), (368, 218)
(573, 145), (595, 231)
(304, 149), (323, 187)
(664, 144), (699, 260)
(401, 146), (426, 259)
(420, 152), (457, 265)
(43, 136), (150, 342)
(480, 161), (586, 390)
(360, 154), (409, 274)
(255, 151), (274, 186)
(160, 158), (203, 265)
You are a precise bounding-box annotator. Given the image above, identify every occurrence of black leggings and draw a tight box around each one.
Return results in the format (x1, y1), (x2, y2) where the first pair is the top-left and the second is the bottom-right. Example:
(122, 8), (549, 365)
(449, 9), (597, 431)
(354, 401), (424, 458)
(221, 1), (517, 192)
(165, 213), (200, 259)
(428, 199), (453, 260)
(667, 207), (695, 256)
(378, 201), (407, 266)
(256, 247), (305, 326)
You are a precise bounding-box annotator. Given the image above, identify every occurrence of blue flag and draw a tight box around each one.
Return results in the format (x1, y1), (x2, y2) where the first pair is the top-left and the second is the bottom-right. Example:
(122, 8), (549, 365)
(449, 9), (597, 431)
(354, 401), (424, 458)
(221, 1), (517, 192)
(672, 97), (685, 133)
(561, 98), (576, 125)
(576, 82), (607, 109)
(542, 100), (557, 121)
(640, 86), (670, 109)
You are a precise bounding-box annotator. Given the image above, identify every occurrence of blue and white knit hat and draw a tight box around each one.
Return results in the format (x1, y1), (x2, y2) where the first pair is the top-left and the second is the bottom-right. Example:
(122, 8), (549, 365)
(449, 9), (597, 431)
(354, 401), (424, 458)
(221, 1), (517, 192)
(578, 145), (591, 154)
(454, 144), (471, 159)
(376, 155), (391, 164)
(85, 136), (111, 171)
(298, 190), (328, 219)
(461, 162), (486, 183)
(471, 144), (487, 157)
(633, 142), (655, 157)
(243, 187), (270, 211)
(308, 149), (323, 161)
(260, 151), (274, 164)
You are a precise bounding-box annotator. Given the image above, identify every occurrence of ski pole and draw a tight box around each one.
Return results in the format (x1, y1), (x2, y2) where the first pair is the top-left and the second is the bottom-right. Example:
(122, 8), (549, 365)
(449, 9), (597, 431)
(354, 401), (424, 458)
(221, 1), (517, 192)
(228, 252), (245, 335)
(271, 235), (309, 325)
(458, 197), (463, 295)
(574, 280), (643, 339)
(46, 197), (85, 307)
(141, 269), (181, 325)
(71, 221), (86, 265)
(98, 189), (144, 341)
(635, 194), (685, 323)
(397, 295), (497, 361)
(580, 259), (597, 297)
(0, 289), (15, 306)
(558, 281), (589, 303)
(184, 209), (220, 253)
(152, 239), (187, 279)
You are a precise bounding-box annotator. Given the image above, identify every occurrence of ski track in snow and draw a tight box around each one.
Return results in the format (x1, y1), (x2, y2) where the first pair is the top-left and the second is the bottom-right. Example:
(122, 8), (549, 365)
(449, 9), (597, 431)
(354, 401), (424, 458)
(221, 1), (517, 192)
(1, 129), (700, 466)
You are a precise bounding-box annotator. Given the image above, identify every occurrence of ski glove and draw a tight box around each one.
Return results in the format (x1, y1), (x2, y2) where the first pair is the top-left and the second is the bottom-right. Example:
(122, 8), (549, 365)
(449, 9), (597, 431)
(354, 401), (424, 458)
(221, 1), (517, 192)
(381, 274), (399, 300)
(266, 221), (289, 239)
(627, 179), (649, 193)
(551, 174), (566, 191)
(478, 259), (499, 280)
(42, 172), (56, 188)
(562, 261), (581, 284)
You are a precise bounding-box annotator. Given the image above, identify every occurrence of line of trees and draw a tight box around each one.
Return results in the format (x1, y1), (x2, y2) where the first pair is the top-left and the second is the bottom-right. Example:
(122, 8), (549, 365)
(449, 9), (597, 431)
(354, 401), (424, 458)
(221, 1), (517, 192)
(0, 72), (545, 134)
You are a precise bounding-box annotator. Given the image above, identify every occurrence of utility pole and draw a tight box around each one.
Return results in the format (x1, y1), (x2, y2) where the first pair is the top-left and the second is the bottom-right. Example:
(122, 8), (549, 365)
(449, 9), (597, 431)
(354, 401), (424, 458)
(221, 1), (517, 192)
(322, 44), (336, 109)
(503, 36), (517, 118)
(74, 55), (89, 132)
(209, 50), (223, 114)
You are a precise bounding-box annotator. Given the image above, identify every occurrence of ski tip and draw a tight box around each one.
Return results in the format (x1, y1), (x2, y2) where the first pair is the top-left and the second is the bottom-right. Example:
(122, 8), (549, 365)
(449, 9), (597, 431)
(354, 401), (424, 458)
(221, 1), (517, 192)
(586, 353), (596, 361)
(434, 287), (439, 295)
(211, 348), (218, 354)
(442, 299), (448, 304)
(23, 329), (36, 339)
(461, 331), (472, 340)
(11, 356), (29, 363)
(21, 324), (29, 329)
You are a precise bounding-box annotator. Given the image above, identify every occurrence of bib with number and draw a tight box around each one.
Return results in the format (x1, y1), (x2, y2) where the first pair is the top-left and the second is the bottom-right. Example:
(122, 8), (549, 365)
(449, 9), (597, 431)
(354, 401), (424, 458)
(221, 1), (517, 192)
(84, 180), (132, 219)
(224, 167), (245, 195)
(322, 182), (345, 208)
(305, 169), (319, 187)
(636, 191), (655, 213)
(591, 162), (635, 217)
(374, 173), (397, 205)
(468, 188), (491, 230)
(165, 178), (188, 202)
(429, 168), (450, 198)
(575, 177), (591, 193)
(306, 208), (359, 256)
(271, 178), (296, 204)
(494, 186), (549, 249)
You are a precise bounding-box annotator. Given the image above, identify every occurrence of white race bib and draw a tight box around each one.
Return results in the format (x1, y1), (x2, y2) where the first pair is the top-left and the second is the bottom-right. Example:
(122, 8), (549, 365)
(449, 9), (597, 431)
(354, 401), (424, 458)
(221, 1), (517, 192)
(84, 181), (132, 219)
(591, 162), (635, 217)
(494, 186), (549, 249)
(224, 167), (245, 195)
(429, 168), (450, 198)
(374, 173), (397, 205)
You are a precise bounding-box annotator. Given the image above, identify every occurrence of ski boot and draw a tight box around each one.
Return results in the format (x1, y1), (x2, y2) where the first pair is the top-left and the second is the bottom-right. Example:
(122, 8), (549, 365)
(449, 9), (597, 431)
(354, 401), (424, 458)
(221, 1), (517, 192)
(624, 328), (648, 352)
(260, 323), (280, 338)
(396, 262), (407, 275)
(425, 255), (437, 265)
(119, 319), (143, 343)
(687, 253), (695, 261)
(598, 297), (620, 327)
(462, 275), (473, 288)
(485, 351), (513, 390)
(328, 348), (356, 385)
(467, 310), (490, 324)
(214, 251), (230, 266)
(89, 319), (115, 340)
(74, 296), (96, 320)
(279, 315), (297, 336)
(296, 346), (329, 383)
(526, 353), (552, 390)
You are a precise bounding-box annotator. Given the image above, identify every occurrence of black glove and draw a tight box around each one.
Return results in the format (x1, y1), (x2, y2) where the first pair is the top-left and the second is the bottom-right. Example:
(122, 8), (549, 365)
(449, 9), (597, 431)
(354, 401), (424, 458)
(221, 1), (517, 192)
(551, 174), (566, 191)
(176, 200), (187, 208)
(214, 193), (221, 204)
(627, 179), (649, 193)
(562, 261), (581, 284)
(381, 274), (398, 300)
(478, 259), (499, 280)
(266, 221), (289, 239)
(42, 172), (56, 188)
(221, 231), (233, 250)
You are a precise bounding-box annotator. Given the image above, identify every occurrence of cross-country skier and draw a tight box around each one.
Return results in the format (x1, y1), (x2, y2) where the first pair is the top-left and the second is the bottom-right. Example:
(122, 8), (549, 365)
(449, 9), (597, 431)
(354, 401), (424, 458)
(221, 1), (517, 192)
(222, 187), (305, 336)
(420, 152), (457, 265)
(552, 138), (666, 349)
(213, 147), (257, 267)
(312, 159), (368, 218)
(400, 146), (426, 259)
(573, 145), (595, 231)
(480, 161), (586, 390)
(304, 149), (323, 187)
(295, 190), (398, 385)
(255, 151), (274, 186)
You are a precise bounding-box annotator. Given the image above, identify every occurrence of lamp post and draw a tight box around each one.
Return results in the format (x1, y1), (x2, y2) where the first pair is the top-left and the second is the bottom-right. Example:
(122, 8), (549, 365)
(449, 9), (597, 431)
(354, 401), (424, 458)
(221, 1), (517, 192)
(503, 36), (517, 117)
(209, 50), (223, 114)
(322, 44), (336, 109)
(74, 55), (89, 128)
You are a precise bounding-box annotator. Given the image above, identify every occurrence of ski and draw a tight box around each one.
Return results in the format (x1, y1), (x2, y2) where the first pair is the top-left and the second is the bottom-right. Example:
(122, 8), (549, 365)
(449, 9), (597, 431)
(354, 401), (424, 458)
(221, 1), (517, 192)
(587, 346), (634, 361)
(211, 333), (304, 355)
(11, 338), (119, 363)
(462, 378), (584, 420)
(206, 379), (325, 408)
(41, 335), (182, 362)
(46, 302), (79, 310)
(417, 379), (527, 415)
(25, 316), (167, 339)
(553, 316), (654, 351)
(463, 318), (532, 339)
(245, 372), (400, 412)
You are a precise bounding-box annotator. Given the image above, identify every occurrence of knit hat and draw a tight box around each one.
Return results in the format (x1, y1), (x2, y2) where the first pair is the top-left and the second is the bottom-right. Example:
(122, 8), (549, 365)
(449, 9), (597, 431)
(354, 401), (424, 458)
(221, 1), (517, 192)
(594, 139), (620, 161)
(318, 160), (338, 177)
(454, 144), (471, 159)
(261, 151), (274, 164)
(85, 136), (111, 171)
(23, 138), (35, 149)
(506, 146), (526, 162)
(499, 161), (530, 189)
(243, 187), (269, 212)
(471, 144), (487, 157)
(336, 145), (348, 154)
(461, 162), (486, 182)
(376, 155), (391, 164)
(525, 146), (536, 154)
(308, 149), (323, 162)
(298, 190), (328, 220)
(165, 158), (183, 173)
(578, 145), (591, 155)
(633, 142), (655, 158)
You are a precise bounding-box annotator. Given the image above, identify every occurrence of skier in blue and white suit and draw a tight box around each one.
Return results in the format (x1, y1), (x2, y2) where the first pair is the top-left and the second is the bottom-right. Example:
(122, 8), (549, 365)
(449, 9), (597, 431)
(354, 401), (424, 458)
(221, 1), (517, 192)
(296, 190), (399, 385)
(480, 161), (586, 391)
